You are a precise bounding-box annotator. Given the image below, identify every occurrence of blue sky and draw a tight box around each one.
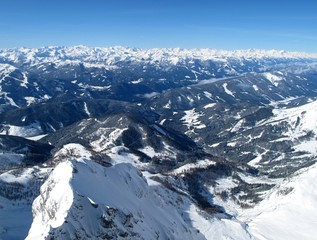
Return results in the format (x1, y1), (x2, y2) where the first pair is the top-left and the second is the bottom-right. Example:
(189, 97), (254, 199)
(1, 0), (317, 52)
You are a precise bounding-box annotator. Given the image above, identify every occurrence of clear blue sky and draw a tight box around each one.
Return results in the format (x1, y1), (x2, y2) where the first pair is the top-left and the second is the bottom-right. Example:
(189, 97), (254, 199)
(1, 0), (317, 52)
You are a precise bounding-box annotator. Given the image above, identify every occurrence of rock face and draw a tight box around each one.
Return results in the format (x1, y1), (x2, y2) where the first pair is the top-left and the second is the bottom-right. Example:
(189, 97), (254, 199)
(0, 46), (317, 239)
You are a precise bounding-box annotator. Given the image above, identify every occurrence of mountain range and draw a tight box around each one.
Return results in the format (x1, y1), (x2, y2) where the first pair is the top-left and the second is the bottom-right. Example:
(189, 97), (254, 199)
(1, 46), (317, 239)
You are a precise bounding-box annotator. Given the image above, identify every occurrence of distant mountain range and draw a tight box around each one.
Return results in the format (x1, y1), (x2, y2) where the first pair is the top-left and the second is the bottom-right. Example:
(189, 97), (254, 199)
(1, 46), (317, 239)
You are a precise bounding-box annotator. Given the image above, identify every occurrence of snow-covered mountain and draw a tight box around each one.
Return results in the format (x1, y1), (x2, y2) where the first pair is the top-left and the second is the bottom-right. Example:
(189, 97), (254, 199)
(26, 143), (252, 240)
(1, 46), (317, 239)
(1, 45), (317, 67)
(0, 46), (317, 111)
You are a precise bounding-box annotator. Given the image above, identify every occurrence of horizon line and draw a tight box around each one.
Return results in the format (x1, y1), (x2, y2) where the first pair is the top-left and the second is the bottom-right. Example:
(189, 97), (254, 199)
(1, 44), (317, 55)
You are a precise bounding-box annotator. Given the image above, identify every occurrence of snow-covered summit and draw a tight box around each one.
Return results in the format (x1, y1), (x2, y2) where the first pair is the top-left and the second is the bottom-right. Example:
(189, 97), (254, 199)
(26, 143), (252, 240)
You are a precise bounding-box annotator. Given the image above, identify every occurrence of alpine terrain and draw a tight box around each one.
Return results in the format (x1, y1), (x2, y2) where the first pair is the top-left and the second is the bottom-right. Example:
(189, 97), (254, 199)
(1, 46), (317, 239)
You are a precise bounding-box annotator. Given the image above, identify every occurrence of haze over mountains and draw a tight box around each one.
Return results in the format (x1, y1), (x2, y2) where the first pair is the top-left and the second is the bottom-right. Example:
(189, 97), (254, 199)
(1, 46), (317, 239)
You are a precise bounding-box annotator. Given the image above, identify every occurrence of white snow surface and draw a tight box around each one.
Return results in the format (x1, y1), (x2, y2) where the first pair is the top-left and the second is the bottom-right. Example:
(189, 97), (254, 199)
(54, 143), (92, 161)
(131, 78), (143, 84)
(83, 102), (91, 117)
(90, 127), (127, 152)
(24, 96), (37, 106)
(204, 103), (216, 109)
(240, 163), (317, 240)
(252, 85), (259, 91)
(262, 72), (284, 86)
(231, 119), (245, 132)
(0, 63), (16, 75)
(188, 203), (252, 240)
(172, 159), (216, 175)
(223, 83), (235, 97)
(26, 134), (48, 141)
(26, 161), (74, 239)
(0, 167), (35, 185)
(248, 150), (269, 167)
(181, 108), (206, 131)
(0, 122), (43, 137)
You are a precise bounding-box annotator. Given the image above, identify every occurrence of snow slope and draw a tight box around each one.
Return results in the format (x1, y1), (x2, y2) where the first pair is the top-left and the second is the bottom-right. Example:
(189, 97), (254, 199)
(262, 72), (284, 86)
(181, 108), (206, 132)
(264, 99), (317, 156)
(271, 99), (317, 137)
(0, 122), (43, 137)
(241, 163), (317, 240)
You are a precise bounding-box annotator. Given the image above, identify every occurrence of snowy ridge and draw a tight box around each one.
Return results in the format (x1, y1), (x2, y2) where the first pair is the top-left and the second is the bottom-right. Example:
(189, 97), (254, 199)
(26, 161), (73, 240)
(26, 144), (252, 239)
(1, 46), (317, 68)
